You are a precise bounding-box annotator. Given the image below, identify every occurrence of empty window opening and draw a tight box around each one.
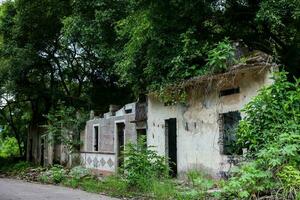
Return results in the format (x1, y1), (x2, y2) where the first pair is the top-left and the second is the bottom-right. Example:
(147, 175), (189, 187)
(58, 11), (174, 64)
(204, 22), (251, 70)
(220, 87), (240, 97)
(219, 111), (242, 155)
(93, 125), (99, 151)
(125, 109), (132, 114)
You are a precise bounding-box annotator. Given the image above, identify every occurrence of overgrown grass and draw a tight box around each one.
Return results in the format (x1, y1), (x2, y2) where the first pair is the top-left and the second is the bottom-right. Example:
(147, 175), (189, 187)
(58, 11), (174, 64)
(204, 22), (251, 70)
(0, 149), (217, 199)
(0, 161), (218, 199)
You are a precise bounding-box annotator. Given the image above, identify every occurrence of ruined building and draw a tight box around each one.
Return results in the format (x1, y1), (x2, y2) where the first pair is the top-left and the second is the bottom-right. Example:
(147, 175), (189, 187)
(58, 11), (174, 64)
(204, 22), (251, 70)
(81, 51), (277, 178)
(28, 49), (277, 178)
(80, 102), (147, 174)
(147, 51), (277, 178)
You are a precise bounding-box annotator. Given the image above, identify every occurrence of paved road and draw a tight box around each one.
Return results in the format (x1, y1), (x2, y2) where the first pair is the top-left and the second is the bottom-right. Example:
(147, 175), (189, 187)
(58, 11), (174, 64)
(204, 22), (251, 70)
(0, 178), (119, 200)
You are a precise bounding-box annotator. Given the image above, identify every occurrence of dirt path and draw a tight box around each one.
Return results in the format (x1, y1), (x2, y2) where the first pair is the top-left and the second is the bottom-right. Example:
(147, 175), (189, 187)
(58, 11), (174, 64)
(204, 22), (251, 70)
(0, 178), (119, 200)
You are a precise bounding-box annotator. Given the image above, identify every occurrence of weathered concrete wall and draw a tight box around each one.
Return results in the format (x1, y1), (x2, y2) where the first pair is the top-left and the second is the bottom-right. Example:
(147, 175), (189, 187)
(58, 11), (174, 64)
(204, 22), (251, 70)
(147, 68), (274, 178)
(81, 102), (138, 172)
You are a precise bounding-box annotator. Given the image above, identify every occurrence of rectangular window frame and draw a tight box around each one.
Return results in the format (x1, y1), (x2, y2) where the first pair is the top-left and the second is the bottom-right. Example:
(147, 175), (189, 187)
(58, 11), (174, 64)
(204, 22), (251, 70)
(219, 87), (240, 97)
(219, 111), (242, 155)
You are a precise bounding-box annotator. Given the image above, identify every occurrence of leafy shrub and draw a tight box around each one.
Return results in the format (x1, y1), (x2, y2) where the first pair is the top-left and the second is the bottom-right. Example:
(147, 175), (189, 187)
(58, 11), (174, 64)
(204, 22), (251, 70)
(62, 166), (90, 188)
(12, 161), (32, 171)
(223, 72), (300, 199)
(69, 166), (90, 180)
(222, 162), (276, 199)
(122, 136), (169, 192)
(277, 165), (300, 197)
(0, 137), (20, 158)
(183, 170), (215, 199)
(187, 170), (214, 191)
(205, 38), (236, 73)
(0, 159), (32, 174)
(38, 165), (67, 184)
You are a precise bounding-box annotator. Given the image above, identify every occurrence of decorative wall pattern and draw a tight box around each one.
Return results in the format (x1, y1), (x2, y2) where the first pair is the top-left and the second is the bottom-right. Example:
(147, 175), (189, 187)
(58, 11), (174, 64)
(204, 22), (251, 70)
(80, 152), (115, 172)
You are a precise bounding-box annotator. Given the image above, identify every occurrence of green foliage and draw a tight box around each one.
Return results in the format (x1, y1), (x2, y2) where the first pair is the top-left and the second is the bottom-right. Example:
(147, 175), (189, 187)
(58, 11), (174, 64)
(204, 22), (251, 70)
(101, 175), (129, 197)
(277, 165), (300, 192)
(62, 166), (90, 188)
(11, 161), (32, 172)
(223, 72), (300, 199)
(182, 170), (215, 199)
(123, 136), (169, 192)
(78, 177), (104, 193)
(187, 170), (214, 191)
(0, 160), (32, 174)
(0, 137), (19, 158)
(222, 162), (275, 199)
(152, 179), (177, 200)
(44, 105), (88, 153)
(237, 72), (300, 153)
(62, 178), (80, 189)
(69, 166), (90, 180)
(78, 176), (129, 197)
(205, 38), (236, 73)
(38, 165), (67, 184)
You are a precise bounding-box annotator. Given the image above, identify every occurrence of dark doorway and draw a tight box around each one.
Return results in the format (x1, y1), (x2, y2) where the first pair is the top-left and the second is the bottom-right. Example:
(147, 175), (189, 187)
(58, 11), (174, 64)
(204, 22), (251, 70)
(116, 123), (125, 168)
(40, 138), (45, 166)
(93, 126), (99, 151)
(29, 139), (33, 162)
(165, 118), (177, 177)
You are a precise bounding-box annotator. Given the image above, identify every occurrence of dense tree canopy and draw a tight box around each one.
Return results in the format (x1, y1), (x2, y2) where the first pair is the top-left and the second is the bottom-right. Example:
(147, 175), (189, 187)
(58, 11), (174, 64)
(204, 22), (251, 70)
(0, 0), (299, 157)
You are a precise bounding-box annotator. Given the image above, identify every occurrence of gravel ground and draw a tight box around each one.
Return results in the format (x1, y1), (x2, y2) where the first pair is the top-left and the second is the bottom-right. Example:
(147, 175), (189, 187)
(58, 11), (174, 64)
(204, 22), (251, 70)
(0, 178), (119, 200)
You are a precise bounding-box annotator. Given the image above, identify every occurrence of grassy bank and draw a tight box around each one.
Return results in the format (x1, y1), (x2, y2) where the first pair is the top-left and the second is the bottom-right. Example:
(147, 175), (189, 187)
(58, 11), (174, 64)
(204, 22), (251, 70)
(0, 160), (220, 199)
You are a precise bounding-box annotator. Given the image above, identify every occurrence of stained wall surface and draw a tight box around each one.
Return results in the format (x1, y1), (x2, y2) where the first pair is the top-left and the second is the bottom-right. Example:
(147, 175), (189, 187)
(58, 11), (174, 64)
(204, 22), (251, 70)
(81, 103), (139, 172)
(147, 68), (274, 178)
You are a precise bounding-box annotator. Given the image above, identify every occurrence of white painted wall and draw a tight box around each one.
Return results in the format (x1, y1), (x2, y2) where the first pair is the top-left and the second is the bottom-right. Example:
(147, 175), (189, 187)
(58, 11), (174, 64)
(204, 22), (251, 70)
(147, 68), (274, 178)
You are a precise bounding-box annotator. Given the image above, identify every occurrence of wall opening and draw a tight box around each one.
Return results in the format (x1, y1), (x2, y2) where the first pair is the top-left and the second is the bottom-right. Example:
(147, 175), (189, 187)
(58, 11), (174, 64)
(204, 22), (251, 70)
(137, 128), (147, 147)
(165, 118), (177, 177)
(29, 138), (33, 162)
(116, 123), (125, 168)
(93, 125), (99, 151)
(125, 109), (132, 114)
(41, 138), (45, 166)
(219, 87), (240, 97)
(219, 111), (242, 155)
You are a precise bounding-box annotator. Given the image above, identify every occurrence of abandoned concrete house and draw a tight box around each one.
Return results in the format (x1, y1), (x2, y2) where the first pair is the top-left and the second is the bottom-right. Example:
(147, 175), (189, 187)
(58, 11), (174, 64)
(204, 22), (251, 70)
(147, 51), (276, 178)
(80, 102), (147, 174)
(80, 51), (277, 178)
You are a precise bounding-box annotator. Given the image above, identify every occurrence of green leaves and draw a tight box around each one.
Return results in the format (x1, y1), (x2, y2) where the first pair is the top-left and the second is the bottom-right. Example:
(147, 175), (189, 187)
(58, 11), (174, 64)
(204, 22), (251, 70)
(122, 136), (169, 192)
(44, 105), (88, 153)
(224, 72), (300, 199)
(0, 137), (19, 158)
(205, 38), (236, 72)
